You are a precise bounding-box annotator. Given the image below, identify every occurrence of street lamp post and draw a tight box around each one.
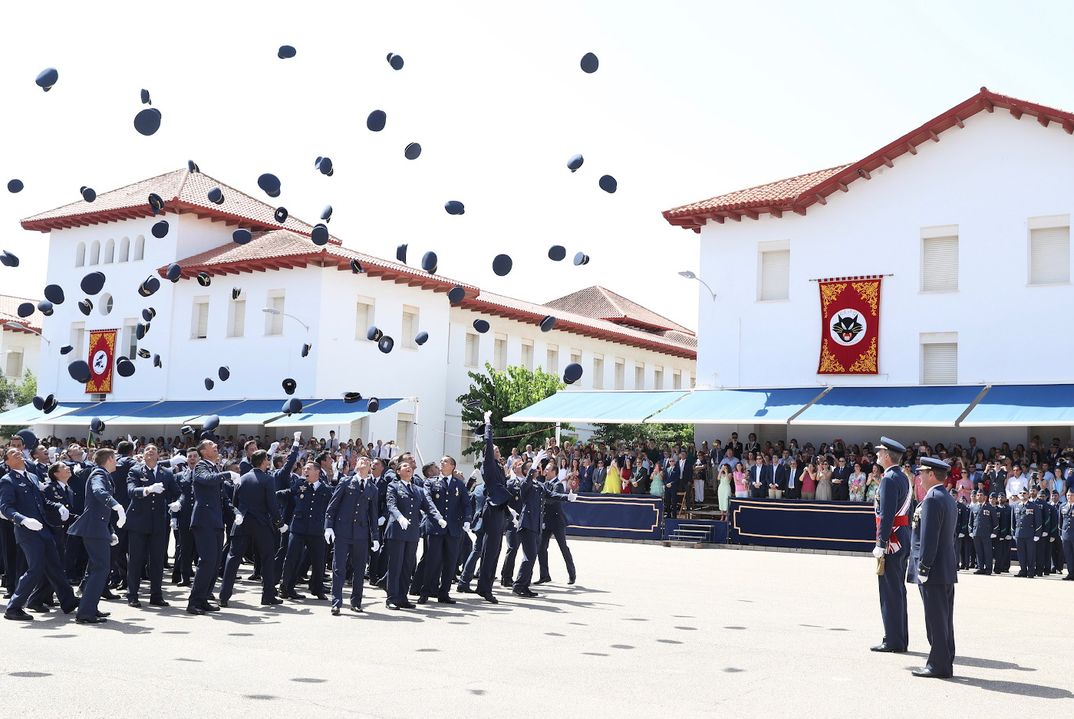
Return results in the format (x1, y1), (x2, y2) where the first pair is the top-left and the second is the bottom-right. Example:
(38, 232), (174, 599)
(678, 270), (717, 302)
(261, 307), (310, 332)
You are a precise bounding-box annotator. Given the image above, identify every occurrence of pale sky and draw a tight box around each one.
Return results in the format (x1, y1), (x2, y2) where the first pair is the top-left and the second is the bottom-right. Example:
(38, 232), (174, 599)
(2, 0), (1073, 331)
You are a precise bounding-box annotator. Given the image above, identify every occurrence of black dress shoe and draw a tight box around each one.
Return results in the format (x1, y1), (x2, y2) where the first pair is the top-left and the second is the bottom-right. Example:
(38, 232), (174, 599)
(512, 588), (534, 598)
(185, 606), (205, 615)
(456, 585), (473, 593)
(479, 592), (499, 604)
(500, 578), (511, 587)
(912, 667), (951, 679)
(75, 615), (106, 624)
(218, 600), (229, 608)
(568, 577), (576, 585)
(416, 596), (429, 604)
(311, 593), (328, 601)
(261, 598), (284, 605)
(399, 601), (417, 609)
(349, 605), (364, 613)
(437, 597), (457, 604)
(128, 599), (142, 608)
(101, 590), (119, 600)
(284, 591), (306, 600)
(149, 599), (169, 607)
(248, 574), (262, 581)
(176, 581), (191, 587)
(26, 604), (51, 613)
(61, 604), (79, 615)
(534, 578), (550, 585)
(200, 603), (220, 612)
(4, 608), (33, 621)
(331, 607), (340, 616)
(386, 601), (400, 610)
(96, 610), (111, 618)
(869, 643), (906, 653)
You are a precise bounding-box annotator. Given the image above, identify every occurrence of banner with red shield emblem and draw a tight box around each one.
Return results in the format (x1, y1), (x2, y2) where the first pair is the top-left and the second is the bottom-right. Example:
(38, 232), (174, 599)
(817, 276), (882, 375)
(85, 329), (118, 393)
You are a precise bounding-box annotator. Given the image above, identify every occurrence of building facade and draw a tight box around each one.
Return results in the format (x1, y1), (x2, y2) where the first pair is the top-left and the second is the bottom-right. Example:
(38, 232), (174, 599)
(0, 296), (44, 393)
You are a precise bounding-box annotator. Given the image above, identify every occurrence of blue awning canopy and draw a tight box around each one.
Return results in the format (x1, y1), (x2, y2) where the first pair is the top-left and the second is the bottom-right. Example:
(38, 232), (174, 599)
(187, 400), (289, 426)
(503, 391), (688, 424)
(47, 401), (160, 427)
(791, 385), (986, 427)
(959, 384), (1074, 427)
(46, 400), (249, 427)
(264, 398), (402, 427)
(646, 388), (827, 425)
(0, 401), (101, 426)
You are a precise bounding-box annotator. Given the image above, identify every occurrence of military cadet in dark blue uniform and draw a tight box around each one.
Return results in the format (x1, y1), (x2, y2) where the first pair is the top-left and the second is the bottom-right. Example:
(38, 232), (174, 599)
(1060, 488), (1074, 580)
(417, 456), (469, 604)
(369, 458), (395, 588)
(1035, 487), (1054, 576)
(968, 490), (995, 575)
(125, 445), (181, 608)
(383, 458), (445, 609)
(62, 444), (93, 585)
(1048, 491), (1063, 574)
(186, 440), (239, 615)
(110, 441), (137, 591)
(512, 455), (576, 597)
(991, 493), (1012, 573)
(906, 457), (958, 679)
(475, 411), (514, 604)
(280, 460), (333, 600)
(67, 448), (127, 624)
(1013, 488), (1042, 578)
(871, 437), (912, 654)
(1, 449), (79, 621)
(324, 455), (380, 614)
(499, 461), (527, 587)
(218, 442), (298, 607)
(954, 496), (972, 570)
(456, 482), (485, 594)
(170, 449), (199, 586)
(27, 461), (76, 612)
(0, 433), (34, 599)
(536, 465), (578, 586)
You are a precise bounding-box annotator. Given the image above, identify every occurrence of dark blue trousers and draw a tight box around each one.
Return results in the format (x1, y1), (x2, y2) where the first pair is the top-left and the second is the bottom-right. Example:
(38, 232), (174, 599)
(30, 525), (68, 606)
(189, 527), (222, 607)
(972, 535), (992, 574)
(512, 528), (540, 591)
(281, 532), (326, 594)
(7, 526), (76, 613)
(385, 538), (416, 605)
(500, 526), (520, 583)
(421, 532), (461, 598)
(1015, 537), (1036, 576)
(918, 582), (955, 676)
(1062, 538), (1074, 575)
(126, 528), (169, 602)
(476, 507), (506, 596)
(332, 539), (369, 608)
(538, 523), (576, 582)
(220, 524), (277, 603)
(458, 529), (484, 589)
(77, 537), (111, 619)
(878, 543), (908, 650)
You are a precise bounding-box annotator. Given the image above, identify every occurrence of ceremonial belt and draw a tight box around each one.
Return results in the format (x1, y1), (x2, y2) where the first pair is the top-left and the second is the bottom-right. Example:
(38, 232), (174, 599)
(876, 479), (913, 553)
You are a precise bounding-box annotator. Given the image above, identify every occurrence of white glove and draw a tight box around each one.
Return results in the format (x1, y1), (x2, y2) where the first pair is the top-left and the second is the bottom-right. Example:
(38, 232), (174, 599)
(149, 482), (165, 494)
(169, 454), (186, 468)
(534, 450), (548, 464)
(58, 506), (70, 522)
(371, 540), (381, 553)
(168, 500), (182, 512)
(398, 516), (410, 530)
(1006, 535), (1012, 540)
(483, 410), (492, 423)
(114, 505), (126, 528)
(279, 523), (288, 534)
(268, 442), (279, 455)
(170, 517), (178, 529)
(958, 533), (965, 538)
(920, 571), (930, 583)
(872, 546), (885, 559)
(463, 522), (471, 532)
(1033, 536), (1039, 542)
(437, 518), (447, 528)
(233, 513), (244, 526)
(110, 533), (119, 546)
(378, 516), (386, 527)
(324, 528), (335, 543)
(294, 431), (302, 442)
(466, 529), (477, 542)
(567, 492), (578, 502)
(228, 471), (240, 482)
(990, 533), (996, 539)
(20, 517), (43, 531)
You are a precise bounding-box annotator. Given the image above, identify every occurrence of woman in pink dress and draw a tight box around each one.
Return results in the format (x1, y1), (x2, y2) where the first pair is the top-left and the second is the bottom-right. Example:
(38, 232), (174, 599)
(953, 459), (972, 502)
(800, 462), (817, 500)
(733, 462), (749, 498)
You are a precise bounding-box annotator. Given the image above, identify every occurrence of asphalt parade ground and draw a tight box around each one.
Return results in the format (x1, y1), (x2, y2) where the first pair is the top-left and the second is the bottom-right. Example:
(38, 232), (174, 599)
(1, 539), (1071, 718)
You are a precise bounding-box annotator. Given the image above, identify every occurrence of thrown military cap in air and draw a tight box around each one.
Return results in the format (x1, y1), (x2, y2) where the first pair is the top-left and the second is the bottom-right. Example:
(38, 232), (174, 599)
(414, 331), (429, 346)
(387, 53), (404, 70)
(116, 357), (136, 377)
(133, 108), (162, 136)
(492, 254), (512, 276)
(563, 363), (583, 384)
(301, 343), (311, 358)
(274, 207), (289, 223)
(137, 348), (150, 359)
(447, 286), (465, 305)
(37, 301), (53, 316)
(283, 397), (303, 415)
(282, 378), (297, 395)
(421, 251), (438, 274)
(17, 302), (34, 318)
(343, 392), (362, 404)
(140, 89), (151, 105)
(218, 366), (230, 381)
(320, 205), (333, 222)
(314, 157), (333, 176)
(81, 186), (96, 202)
(136, 323), (150, 340)
(90, 417), (106, 434)
(396, 244), (408, 264)
(204, 377), (214, 391)
(61, 345), (75, 355)
(0, 251), (19, 267)
(152, 220), (170, 238)
(367, 397), (380, 413)
(43, 284), (64, 304)
(81, 271), (106, 294)
(232, 228), (252, 245)
(231, 288), (241, 300)
(78, 298), (93, 315)
(166, 264), (182, 282)
(404, 142), (421, 160)
(257, 173), (281, 198)
(311, 224), (329, 246)
(579, 52), (599, 74)
(196, 272), (211, 287)
(378, 336), (395, 354)
(472, 319), (490, 334)
(350, 259), (363, 274)
(367, 110), (387, 132)
(598, 175), (617, 194)
(540, 315), (556, 332)
(7, 179), (24, 193)
(567, 154), (584, 172)
(278, 45), (297, 59)
(153, 354), (162, 368)
(203, 415), (220, 431)
(444, 200), (465, 216)
(68, 361), (91, 383)
(35, 68), (58, 91)
(148, 193), (165, 214)
(367, 326), (383, 342)
(141, 307), (156, 322)
(207, 187), (224, 205)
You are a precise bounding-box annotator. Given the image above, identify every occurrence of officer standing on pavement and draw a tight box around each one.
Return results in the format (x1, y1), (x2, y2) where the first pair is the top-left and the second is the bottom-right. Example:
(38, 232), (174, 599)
(67, 448), (126, 624)
(871, 437), (912, 654)
(1013, 488), (1041, 577)
(279, 459), (332, 601)
(513, 454), (576, 597)
(1061, 488), (1074, 580)
(968, 490), (995, 575)
(26, 461), (76, 612)
(417, 456), (468, 605)
(383, 458), (445, 610)
(991, 493), (1012, 573)
(475, 410), (513, 604)
(186, 439), (239, 615)
(906, 457), (958, 679)
(536, 457), (579, 585)
(324, 455), (380, 614)
(124, 445), (181, 608)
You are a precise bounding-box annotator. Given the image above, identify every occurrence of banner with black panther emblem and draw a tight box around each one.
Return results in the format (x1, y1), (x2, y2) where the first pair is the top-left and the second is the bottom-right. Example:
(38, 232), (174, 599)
(817, 276), (881, 374)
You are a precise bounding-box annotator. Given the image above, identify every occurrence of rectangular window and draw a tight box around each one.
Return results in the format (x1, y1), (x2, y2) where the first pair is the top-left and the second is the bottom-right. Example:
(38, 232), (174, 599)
(921, 340), (958, 385)
(265, 292), (285, 336)
(592, 355), (604, 389)
(123, 321), (137, 359)
(355, 297), (375, 340)
(634, 364), (645, 389)
(520, 340), (534, 370)
(227, 298), (246, 338)
(1029, 222), (1070, 285)
(402, 305), (419, 348)
(759, 248), (790, 301)
(191, 299), (209, 339)
(70, 323), (85, 361)
(690, 373), (696, 388)
(921, 229), (959, 292)
(545, 344), (559, 373)
(614, 358), (625, 390)
(570, 349), (582, 366)
(654, 366), (664, 389)
(672, 370), (682, 389)
(5, 349), (23, 378)
(465, 333), (479, 368)
(494, 333), (507, 370)
(395, 413), (414, 454)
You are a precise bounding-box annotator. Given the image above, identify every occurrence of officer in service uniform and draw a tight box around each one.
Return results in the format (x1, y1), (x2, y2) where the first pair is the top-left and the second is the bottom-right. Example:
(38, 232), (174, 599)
(1035, 487), (1053, 576)
(456, 481), (486, 594)
(324, 455), (380, 614)
(906, 457), (957, 679)
(417, 456), (468, 604)
(475, 411), (514, 604)
(67, 448), (126, 624)
(512, 454), (576, 597)
(186, 440), (239, 615)
(955, 495), (972, 570)
(1061, 488), (1074, 580)
(124, 445), (181, 607)
(1013, 488), (1042, 578)
(968, 490), (995, 575)
(383, 459), (445, 610)
(279, 460), (332, 601)
(27, 461), (76, 612)
(991, 493), (1012, 574)
(871, 437), (912, 654)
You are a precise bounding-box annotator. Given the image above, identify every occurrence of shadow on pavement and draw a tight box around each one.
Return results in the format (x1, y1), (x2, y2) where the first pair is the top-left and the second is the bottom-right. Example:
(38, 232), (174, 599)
(904, 652), (1036, 672)
(945, 676), (1073, 699)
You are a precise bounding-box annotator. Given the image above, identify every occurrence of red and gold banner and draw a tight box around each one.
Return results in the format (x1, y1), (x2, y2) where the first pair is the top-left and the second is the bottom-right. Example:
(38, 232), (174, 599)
(817, 276), (881, 374)
(85, 329), (118, 393)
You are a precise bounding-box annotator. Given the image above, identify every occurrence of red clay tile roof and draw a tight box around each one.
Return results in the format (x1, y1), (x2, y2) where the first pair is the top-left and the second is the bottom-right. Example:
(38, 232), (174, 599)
(0, 294), (44, 333)
(543, 285), (695, 335)
(664, 88), (1074, 231)
(21, 168), (329, 240)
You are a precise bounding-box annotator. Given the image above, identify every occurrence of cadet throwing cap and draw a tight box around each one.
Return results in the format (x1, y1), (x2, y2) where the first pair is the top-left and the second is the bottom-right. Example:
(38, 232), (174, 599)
(0, 251), (18, 267)
(492, 254), (513, 276)
(414, 331), (429, 346)
(274, 207), (289, 223)
(278, 45), (297, 59)
(204, 377), (214, 391)
(232, 228), (251, 245)
(378, 336), (395, 354)
(448, 286), (465, 305)
(36, 68), (59, 91)
(152, 220), (170, 238)
(540, 315), (556, 332)
(580, 52), (599, 73)
(166, 263), (182, 282)
(218, 366), (230, 381)
(598, 175), (617, 193)
(196, 272), (211, 287)
(133, 107), (162, 136)
(17, 302), (34, 318)
(257, 173), (281, 198)
(7, 179), (24, 193)
(567, 154), (584, 172)
(421, 251), (438, 274)
(404, 142), (421, 160)
(207, 187), (224, 205)
(472, 319), (490, 334)
(44, 284), (64, 304)
(78, 299), (93, 315)
(563, 362), (583, 384)
(68, 360), (91, 383)
(387, 53), (404, 70)
(116, 357), (135, 377)
(366, 326), (383, 342)
(80, 186), (96, 202)
(366, 110), (387, 132)
(311, 223), (329, 246)
(396, 244), (408, 264)
(282, 378), (297, 395)
(80, 271), (106, 295)
(444, 200), (465, 216)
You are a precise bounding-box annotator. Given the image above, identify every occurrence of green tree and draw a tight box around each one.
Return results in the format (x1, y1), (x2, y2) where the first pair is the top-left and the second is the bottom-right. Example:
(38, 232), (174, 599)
(456, 363), (570, 457)
(0, 370), (38, 437)
(590, 421), (695, 448)
(14, 370), (36, 408)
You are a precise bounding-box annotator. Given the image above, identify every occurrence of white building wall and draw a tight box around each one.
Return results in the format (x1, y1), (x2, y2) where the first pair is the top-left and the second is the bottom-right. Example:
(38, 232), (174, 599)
(0, 330), (42, 385)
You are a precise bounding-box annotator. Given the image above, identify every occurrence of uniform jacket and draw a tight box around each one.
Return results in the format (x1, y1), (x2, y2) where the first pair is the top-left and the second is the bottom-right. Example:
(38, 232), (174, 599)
(968, 501), (995, 538)
(172, 465), (196, 527)
(481, 424), (512, 507)
(111, 454), (137, 508)
(384, 479), (444, 542)
(1013, 501), (1043, 538)
(468, 483), (486, 533)
(285, 478), (332, 535)
(232, 469), (284, 534)
(907, 484), (959, 585)
(518, 478), (568, 532)
(67, 467), (118, 540)
(421, 475), (469, 536)
(542, 479), (572, 531)
(995, 504), (1012, 537)
(126, 463), (181, 534)
(1061, 502), (1074, 542)
(0, 469), (48, 527)
(190, 458), (232, 530)
(325, 474), (378, 543)
(876, 466), (910, 549)
(42, 480), (75, 529)
(65, 460), (92, 514)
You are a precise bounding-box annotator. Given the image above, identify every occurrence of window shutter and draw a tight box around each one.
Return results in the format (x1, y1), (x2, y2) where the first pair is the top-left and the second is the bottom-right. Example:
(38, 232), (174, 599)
(760, 250), (790, 300)
(1030, 226), (1070, 284)
(921, 236), (958, 291)
(922, 343), (957, 385)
